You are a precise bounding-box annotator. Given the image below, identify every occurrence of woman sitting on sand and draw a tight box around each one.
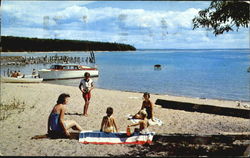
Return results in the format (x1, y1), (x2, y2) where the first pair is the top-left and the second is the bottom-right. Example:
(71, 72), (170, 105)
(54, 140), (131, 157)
(128, 110), (149, 134)
(100, 107), (118, 133)
(47, 93), (83, 137)
(132, 92), (154, 121)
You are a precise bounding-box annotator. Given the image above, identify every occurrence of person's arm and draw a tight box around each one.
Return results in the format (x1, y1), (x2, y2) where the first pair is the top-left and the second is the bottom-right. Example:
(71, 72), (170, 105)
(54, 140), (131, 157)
(127, 122), (140, 127)
(47, 113), (52, 134)
(112, 118), (118, 132)
(59, 106), (70, 137)
(89, 80), (94, 92)
(150, 100), (154, 121)
(100, 117), (105, 132)
(79, 82), (86, 93)
(79, 82), (83, 91)
(140, 101), (145, 110)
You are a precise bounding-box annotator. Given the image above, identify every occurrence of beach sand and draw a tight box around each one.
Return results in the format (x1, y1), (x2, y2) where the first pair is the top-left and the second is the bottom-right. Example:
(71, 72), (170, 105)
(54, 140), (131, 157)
(0, 83), (249, 156)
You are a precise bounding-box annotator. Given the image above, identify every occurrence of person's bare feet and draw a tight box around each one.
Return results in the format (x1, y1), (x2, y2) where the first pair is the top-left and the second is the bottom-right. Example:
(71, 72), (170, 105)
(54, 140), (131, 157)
(83, 114), (88, 116)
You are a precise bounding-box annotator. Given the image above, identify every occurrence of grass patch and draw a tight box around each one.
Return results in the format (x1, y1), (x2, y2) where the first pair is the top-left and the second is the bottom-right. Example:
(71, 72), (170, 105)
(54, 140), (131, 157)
(0, 98), (25, 121)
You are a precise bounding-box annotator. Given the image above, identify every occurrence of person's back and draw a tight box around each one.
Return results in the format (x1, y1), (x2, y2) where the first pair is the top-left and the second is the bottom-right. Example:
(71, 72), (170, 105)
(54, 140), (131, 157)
(100, 107), (118, 133)
(49, 104), (63, 132)
(103, 116), (116, 133)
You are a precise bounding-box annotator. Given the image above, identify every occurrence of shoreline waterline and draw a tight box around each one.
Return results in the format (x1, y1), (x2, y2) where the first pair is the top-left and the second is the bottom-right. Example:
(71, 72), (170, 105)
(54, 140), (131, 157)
(5, 82), (250, 108)
(42, 81), (250, 103)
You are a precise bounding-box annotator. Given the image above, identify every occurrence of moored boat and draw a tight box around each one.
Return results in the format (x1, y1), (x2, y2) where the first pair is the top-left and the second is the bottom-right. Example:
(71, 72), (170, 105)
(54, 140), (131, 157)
(0, 75), (43, 83)
(38, 64), (99, 80)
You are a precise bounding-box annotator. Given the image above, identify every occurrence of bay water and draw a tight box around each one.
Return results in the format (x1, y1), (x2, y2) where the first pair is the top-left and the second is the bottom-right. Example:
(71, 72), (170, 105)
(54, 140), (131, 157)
(1, 49), (249, 101)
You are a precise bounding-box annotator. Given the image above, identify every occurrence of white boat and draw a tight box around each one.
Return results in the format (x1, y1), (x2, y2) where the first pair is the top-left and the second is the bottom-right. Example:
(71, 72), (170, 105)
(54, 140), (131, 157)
(38, 64), (99, 80)
(1, 75), (43, 83)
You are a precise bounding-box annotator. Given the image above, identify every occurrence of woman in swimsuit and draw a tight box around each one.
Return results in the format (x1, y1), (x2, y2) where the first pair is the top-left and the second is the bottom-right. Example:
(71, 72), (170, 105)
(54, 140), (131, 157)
(132, 92), (154, 121)
(47, 93), (83, 137)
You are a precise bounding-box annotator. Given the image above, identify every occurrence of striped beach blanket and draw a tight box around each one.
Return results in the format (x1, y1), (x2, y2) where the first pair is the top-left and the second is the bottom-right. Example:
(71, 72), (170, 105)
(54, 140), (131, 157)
(127, 114), (163, 126)
(79, 130), (155, 144)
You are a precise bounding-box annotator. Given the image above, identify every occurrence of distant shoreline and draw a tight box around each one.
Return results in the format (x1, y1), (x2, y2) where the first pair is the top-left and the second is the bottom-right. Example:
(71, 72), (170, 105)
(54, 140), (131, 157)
(1, 50), (134, 54)
(137, 48), (250, 51)
(1, 36), (136, 52)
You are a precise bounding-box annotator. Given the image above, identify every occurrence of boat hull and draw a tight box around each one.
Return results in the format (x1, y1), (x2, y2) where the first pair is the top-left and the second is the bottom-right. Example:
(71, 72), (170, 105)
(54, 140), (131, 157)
(38, 69), (99, 80)
(1, 76), (43, 83)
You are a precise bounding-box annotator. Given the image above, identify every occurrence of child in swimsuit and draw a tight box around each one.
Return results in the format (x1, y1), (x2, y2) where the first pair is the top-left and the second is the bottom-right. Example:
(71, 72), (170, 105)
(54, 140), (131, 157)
(128, 109), (149, 134)
(79, 72), (94, 116)
(100, 107), (118, 133)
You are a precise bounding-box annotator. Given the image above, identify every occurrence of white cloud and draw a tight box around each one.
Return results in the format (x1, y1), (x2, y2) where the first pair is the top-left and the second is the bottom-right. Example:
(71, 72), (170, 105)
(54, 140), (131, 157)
(1, 1), (249, 49)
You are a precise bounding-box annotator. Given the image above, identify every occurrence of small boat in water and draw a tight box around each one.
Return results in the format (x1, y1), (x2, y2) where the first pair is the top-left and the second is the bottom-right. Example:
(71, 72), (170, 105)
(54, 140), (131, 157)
(154, 64), (162, 70)
(38, 64), (99, 80)
(1, 75), (43, 83)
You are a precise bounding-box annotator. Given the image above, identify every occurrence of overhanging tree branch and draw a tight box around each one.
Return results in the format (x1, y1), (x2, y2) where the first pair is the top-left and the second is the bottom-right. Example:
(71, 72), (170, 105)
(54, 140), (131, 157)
(192, 0), (250, 36)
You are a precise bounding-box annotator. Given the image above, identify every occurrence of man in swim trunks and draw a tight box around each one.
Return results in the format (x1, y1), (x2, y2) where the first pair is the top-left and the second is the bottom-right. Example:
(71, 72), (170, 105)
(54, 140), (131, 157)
(79, 72), (94, 116)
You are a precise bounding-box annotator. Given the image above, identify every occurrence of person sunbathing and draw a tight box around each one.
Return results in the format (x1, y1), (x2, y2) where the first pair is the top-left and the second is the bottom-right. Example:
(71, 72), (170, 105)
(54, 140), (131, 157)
(100, 107), (118, 133)
(132, 92), (154, 121)
(47, 93), (83, 137)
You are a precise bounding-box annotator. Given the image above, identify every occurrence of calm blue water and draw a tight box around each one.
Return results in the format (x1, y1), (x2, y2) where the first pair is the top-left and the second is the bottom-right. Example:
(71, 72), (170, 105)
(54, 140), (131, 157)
(1, 49), (250, 101)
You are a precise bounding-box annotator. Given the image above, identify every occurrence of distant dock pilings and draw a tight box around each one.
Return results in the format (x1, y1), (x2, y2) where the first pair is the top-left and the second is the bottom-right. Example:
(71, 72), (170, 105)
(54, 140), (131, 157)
(0, 52), (96, 66)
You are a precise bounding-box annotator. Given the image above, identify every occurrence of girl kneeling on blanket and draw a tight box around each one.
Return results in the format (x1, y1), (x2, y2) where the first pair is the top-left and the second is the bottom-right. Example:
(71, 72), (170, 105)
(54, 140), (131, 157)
(128, 110), (149, 134)
(100, 107), (118, 133)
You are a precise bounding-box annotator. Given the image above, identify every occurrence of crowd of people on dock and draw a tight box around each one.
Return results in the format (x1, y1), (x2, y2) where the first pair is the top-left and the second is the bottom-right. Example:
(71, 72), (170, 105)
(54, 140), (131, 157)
(47, 72), (156, 138)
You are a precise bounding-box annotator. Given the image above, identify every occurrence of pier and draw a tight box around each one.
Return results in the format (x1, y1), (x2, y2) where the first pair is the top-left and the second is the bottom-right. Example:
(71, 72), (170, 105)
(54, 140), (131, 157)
(0, 51), (96, 66)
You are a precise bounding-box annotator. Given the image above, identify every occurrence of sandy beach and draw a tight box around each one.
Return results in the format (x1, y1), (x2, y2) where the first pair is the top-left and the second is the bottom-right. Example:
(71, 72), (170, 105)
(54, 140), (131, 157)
(0, 82), (249, 156)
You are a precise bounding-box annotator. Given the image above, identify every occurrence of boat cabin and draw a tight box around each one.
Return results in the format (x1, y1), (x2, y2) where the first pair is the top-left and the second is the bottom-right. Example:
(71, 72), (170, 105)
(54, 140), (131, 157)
(50, 65), (80, 70)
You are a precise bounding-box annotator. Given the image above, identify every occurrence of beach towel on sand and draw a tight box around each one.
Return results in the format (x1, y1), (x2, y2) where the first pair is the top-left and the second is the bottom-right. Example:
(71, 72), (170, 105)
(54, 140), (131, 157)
(79, 130), (155, 144)
(127, 114), (163, 126)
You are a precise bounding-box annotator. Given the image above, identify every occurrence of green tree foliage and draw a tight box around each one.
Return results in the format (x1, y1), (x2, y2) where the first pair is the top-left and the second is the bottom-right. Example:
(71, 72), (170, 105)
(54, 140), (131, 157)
(192, 0), (250, 36)
(1, 36), (136, 52)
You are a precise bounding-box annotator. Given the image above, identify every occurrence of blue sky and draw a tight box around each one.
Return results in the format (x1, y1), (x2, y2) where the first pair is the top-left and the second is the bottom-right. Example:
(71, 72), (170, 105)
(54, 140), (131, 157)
(1, 0), (249, 49)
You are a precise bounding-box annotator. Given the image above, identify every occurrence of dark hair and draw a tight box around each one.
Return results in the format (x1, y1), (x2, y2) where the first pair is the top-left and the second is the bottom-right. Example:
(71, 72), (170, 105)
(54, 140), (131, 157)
(57, 93), (70, 104)
(106, 107), (113, 116)
(143, 92), (150, 98)
(84, 72), (90, 77)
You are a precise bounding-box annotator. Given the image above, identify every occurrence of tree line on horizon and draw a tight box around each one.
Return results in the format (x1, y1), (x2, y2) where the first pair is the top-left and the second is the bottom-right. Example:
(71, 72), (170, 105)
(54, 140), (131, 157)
(1, 36), (136, 52)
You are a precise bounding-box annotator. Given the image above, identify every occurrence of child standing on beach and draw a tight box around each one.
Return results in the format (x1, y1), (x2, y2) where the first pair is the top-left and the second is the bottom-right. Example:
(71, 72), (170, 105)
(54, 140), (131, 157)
(100, 107), (118, 133)
(79, 72), (94, 116)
